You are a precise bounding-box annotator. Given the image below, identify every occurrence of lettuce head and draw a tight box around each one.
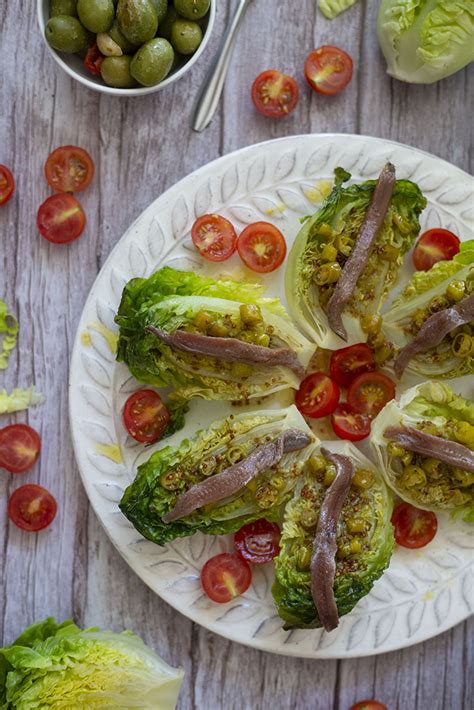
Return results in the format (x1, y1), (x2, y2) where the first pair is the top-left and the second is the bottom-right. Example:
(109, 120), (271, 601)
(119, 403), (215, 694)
(0, 300), (18, 370)
(378, 1), (474, 84)
(0, 617), (184, 709)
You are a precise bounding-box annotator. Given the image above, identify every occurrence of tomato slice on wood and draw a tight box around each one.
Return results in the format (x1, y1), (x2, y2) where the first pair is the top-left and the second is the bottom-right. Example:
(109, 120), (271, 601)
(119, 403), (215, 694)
(412, 229), (460, 271)
(349, 702), (388, 710)
(123, 389), (170, 444)
(304, 46), (353, 95)
(201, 553), (252, 603)
(331, 404), (371, 441)
(8, 484), (57, 532)
(45, 145), (95, 193)
(391, 502), (437, 549)
(0, 424), (41, 473)
(237, 222), (287, 273)
(295, 372), (340, 418)
(251, 70), (300, 118)
(329, 343), (376, 388)
(191, 214), (237, 262)
(0, 165), (15, 206)
(84, 42), (103, 76)
(234, 519), (280, 564)
(347, 372), (396, 416)
(37, 193), (86, 244)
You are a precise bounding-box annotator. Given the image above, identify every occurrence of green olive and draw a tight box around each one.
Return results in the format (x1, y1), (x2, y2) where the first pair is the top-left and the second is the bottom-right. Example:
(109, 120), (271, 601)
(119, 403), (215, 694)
(107, 19), (137, 52)
(231, 362), (253, 378)
(199, 456), (217, 476)
(421, 457), (442, 476)
(174, 0), (210, 20)
(239, 304), (263, 327)
(324, 467), (336, 487)
(446, 280), (466, 302)
(170, 18), (203, 55)
(101, 55), (138, 87)
(300, 509), (318, 529)
(160, 469), (183, 490)
(401, 465), (426, 489)
(388, 441), (405, 458)
(348, 539), (362, 555)
(318, 223), (334, 239)
(97, 31), (123, 56)
(352, 469), (374, 489)
(193, 310), (212, 332)
(117, 0), (158, 45)
(452, 468), (474, 487)
(77, 0), (114, 32)
(307, 456), (326, 474)
(401, 450), (413, 466)
(346, 518), (366, 534)
(452, 332), (472, 358)
(320, 244), (338, 262)
(380, 244), (399, 262)
(296, 544), (312, 570)
(455, 421), (474, 448)
(157, 5), (178, 39)
(335, 233), (354, 256)
(255, 333), (270, 347)
(45, 15), (89, 53)
(361, 313), (382, 335)
(150, 0), (168, 22)
(50, 0), (78, 16)
(208, 322), (229, 337)
(314, 262), (341, 285)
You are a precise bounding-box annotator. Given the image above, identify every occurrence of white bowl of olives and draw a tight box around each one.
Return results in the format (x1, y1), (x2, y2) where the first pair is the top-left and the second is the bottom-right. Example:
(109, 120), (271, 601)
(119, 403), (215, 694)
(38, 0), (216, 96)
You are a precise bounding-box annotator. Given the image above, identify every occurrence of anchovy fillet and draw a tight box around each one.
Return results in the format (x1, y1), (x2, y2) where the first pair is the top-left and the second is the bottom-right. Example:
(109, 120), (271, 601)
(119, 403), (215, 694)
(162, 429), (312, 524)
(310, 448), (354, 632)
(385, 425), (474, 474)
(394, 294), (474, 378)
(326, 163), (396, 341)
(147, 325), (305, 378)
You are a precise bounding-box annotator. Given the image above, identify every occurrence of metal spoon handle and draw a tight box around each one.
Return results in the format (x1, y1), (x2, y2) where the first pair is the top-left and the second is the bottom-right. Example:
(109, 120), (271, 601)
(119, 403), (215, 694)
(192, 0), (252, 132)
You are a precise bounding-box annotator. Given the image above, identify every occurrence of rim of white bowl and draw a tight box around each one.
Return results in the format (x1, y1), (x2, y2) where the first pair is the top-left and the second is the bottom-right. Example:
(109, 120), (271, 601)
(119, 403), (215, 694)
(37, 0), (216, 97)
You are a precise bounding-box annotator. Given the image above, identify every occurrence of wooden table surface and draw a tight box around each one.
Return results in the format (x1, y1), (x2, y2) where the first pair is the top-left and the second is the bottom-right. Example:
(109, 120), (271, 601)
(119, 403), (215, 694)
(1, 2), (473, 709)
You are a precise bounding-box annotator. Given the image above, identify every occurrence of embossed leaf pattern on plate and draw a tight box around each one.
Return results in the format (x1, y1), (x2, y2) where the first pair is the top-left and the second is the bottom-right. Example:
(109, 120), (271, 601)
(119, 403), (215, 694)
(69, 135), (473, 659)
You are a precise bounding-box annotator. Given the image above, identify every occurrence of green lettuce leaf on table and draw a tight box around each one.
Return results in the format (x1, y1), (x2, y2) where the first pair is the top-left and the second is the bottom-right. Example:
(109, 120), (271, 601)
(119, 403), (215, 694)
(382, 240), (474, 379)
(272, 441), (394, 629)
(0, 617), (184, 709)
(120, 405), (317, 546)
(378, 0), (474, 84)
(116, 267), (315, 402)
(285, 168), (426, 349)
(319, 0), (359, 19)
(371, 382), (474, 521)
(0, 300), (18, 370)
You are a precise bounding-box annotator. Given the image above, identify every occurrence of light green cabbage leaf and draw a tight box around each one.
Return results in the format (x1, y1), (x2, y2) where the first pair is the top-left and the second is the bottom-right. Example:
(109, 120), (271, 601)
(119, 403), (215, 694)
(120, 405), (317, 546)
(285, 168), (426, 349)
(378, 1), (474, 84)
(0, 387), (44, 415)
(272, 440), (394, 628)
(319, 0), (358, 19)
(0, 300), (18, 370)
(116, 267), (315, 401)
(382, 243), (474, 378)
(0, 617), (184, 709)
(371, 382), (474, 520)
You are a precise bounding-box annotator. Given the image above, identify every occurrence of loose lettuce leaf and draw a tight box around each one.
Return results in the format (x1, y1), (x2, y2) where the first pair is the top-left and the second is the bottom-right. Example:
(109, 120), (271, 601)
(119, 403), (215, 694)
(116, 268), (315, 401)
(0, 617), (183, 709)
(120, 405), (317, 546)
(0, 300), (18, 370)
(285, 168), (426, 348)
(272, 441), (394, 629)
(378, 1), (474, 84)
(371, 382), (474, 520)
(319, 0), (358, 19)
(0, 387), (44, 415)
(383, 244), (474, 378)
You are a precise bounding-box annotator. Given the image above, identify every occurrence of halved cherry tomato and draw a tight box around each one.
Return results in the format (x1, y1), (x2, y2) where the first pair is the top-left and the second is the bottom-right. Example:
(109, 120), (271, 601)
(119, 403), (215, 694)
(295, 372), (340, 418)
(234, 519), (280, 564)
(8, 484), (57, 532)
(191, 214), (237, 262)
(237, 222), (287, 273)
(45, 145), (95, 193)
(329, 343), (376, 388)
(123, 389), (170, 444)
(391, 502), (438, 549)
(304, 46), (353, 95)
(412, 229), (460, 271)
(37, 193), (86, 244)
(0, 425), (41, 473)
(347, 372), (396, 416)
(349, 702), (388, 710)
(84, 42), (103, 76)
(251, 70), (299, 118)
(201, 553), (252, 603)
(331, 404), (371, 441)
(0, 165), (15, 206)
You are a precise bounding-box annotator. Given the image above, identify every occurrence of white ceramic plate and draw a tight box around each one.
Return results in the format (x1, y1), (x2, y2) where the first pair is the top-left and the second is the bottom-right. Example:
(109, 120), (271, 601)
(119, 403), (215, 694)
(69, 134), (473, 658)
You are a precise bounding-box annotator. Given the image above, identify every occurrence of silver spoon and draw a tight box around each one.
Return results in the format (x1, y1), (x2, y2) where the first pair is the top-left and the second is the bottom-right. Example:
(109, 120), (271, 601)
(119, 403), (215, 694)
(192, 0), (254, 132)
